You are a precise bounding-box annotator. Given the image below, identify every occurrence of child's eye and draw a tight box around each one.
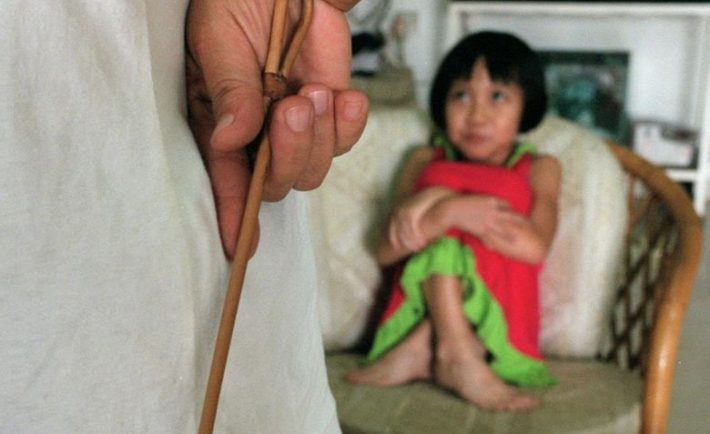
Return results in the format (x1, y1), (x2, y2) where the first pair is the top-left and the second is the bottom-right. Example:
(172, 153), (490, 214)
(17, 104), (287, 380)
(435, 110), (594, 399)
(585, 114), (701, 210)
(491, 90), (507, 102)
(449, 90), (469, 102)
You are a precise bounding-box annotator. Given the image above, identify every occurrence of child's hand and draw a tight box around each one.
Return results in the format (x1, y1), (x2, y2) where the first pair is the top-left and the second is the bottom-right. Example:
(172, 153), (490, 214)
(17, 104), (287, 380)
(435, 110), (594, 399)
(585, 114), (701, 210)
(388, 187), (453, 252)
(479, 155), (562, 263)
(453, 196), (550, 264)
(477, 210), (529, 250)
(446, 195), (514, 238)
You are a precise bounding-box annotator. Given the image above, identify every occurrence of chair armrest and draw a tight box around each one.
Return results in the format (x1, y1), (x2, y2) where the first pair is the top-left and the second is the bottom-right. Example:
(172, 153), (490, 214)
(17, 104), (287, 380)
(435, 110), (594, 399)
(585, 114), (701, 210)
(607, 144), (702, 434)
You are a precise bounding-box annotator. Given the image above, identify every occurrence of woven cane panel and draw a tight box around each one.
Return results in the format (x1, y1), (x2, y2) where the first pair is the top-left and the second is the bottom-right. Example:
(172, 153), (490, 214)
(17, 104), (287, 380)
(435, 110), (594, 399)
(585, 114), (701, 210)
(602, 175), (678, 372)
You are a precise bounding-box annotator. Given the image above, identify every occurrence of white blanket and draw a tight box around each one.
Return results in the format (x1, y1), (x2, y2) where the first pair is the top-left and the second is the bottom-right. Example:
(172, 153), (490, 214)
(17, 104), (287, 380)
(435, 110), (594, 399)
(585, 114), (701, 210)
(522, 116), (627, 357)
(310, 105), (430, 350)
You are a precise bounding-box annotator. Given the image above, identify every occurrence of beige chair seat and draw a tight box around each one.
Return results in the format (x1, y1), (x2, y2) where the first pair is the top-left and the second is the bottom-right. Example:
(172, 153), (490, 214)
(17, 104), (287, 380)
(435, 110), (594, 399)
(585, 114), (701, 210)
(327, 353), (641, 434)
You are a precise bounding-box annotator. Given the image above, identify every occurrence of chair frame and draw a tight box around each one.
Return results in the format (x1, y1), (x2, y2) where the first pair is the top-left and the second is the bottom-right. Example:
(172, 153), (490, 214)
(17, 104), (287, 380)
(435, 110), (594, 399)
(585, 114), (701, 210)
(606, 144), (702, 434)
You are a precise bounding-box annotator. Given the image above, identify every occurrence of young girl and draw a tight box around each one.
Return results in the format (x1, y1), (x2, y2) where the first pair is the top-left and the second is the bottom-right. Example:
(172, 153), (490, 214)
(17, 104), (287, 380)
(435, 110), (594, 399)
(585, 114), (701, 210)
(346, 31), (561, 412)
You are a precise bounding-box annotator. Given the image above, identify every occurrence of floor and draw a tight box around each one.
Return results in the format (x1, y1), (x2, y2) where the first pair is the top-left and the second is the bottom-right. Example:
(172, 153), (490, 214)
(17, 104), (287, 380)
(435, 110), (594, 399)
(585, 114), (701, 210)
(667, 215), (710, 433)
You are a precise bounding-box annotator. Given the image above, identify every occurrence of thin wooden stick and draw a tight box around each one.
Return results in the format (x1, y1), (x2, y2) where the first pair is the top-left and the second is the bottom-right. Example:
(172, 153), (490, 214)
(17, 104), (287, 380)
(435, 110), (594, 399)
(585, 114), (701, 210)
(197, 1), (313, 433)
(280, 0), (313, 76)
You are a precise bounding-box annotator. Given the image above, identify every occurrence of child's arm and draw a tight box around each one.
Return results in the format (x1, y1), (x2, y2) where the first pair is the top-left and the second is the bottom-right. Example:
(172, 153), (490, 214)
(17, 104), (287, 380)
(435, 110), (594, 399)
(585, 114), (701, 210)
(429, 156), (561, 264)
(387, 187), (456, 253)
(479, 156), (561, 263)
(376, 146), (438, 266)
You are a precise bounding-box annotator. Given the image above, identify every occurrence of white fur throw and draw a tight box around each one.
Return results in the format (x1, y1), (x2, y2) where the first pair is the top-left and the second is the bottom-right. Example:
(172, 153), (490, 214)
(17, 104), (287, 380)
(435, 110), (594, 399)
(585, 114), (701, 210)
(521, 116), (627, 357)
(310, 111), (627, 358)
(308, 105), (430, 350)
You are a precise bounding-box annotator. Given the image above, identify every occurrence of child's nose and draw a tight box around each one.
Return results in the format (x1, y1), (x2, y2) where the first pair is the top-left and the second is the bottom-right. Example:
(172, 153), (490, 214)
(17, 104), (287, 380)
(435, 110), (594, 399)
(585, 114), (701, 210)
(467, 101), (489, 124)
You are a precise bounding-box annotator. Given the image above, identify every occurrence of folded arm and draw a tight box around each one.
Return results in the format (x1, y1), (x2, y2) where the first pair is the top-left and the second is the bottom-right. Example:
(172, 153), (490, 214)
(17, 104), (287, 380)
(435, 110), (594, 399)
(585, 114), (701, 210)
(444, 155), (561, 264)
(377, 154), (561, 266)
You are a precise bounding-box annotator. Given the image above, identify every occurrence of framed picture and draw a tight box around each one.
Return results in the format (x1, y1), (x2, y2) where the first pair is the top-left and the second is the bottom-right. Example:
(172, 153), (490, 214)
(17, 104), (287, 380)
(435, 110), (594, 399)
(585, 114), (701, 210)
(540, 51), (630, 143)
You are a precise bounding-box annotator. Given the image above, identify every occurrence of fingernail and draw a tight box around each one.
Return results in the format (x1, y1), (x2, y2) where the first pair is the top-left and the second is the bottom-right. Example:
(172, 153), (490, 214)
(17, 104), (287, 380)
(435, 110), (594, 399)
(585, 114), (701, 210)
(308, 89), (330, 116)
(285, 105), (312, 132)
(343, 98), (363, 121)
(214, 113), (235, 135)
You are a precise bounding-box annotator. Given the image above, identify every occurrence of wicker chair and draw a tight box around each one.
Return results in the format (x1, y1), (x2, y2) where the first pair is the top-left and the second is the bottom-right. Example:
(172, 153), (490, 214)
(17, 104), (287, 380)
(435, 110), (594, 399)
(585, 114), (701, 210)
(324, 142), (701, 434)
(606, 144), (702, 433)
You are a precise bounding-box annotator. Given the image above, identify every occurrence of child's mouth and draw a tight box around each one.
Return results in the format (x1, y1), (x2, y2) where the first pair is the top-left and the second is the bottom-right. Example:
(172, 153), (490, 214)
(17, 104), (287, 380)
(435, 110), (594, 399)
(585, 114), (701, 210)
(463, 133), (487, 146)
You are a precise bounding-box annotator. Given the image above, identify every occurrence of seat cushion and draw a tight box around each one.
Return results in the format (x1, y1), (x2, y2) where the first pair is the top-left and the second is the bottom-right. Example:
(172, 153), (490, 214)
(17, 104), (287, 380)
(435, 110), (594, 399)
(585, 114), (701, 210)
(327, 353), (641, 434)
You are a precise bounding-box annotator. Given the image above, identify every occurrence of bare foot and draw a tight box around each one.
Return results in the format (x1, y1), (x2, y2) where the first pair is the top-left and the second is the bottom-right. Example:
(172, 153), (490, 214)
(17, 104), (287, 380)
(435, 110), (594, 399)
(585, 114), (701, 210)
(434, 341), (538, 412)
(345, 321), (433, 387)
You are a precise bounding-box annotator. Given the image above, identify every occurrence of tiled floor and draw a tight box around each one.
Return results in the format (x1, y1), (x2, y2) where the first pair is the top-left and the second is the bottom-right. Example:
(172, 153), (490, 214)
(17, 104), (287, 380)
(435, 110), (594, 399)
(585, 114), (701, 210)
(667, 216), (710, 433)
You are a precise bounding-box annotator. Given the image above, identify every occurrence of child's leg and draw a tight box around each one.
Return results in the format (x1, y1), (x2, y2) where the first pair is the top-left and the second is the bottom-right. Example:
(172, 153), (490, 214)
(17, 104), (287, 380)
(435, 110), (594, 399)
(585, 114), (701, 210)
(423, 274), (538, 412)
(345, 320), (432, 386)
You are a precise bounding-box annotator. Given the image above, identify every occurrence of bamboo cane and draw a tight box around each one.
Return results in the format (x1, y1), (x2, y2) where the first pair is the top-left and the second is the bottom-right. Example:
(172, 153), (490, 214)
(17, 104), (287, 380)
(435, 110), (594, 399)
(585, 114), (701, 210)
(197, 1), (314, 432)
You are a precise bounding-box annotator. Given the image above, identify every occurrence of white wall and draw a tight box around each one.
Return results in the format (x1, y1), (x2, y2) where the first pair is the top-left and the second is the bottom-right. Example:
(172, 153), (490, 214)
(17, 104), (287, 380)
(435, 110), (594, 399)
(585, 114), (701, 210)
(382, 0), (447, 107)
(350, 2), (710, 209)
(346, 0), (446, 107)
(450, 11), (706, 128)
(370, 2), (708, 126)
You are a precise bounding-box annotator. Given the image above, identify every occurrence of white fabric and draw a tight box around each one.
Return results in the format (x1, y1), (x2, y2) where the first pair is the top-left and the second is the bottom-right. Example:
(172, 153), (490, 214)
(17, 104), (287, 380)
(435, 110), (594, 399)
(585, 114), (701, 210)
(312, 111), (626, 359)
(0, 1), (339, 433)
(309, 105), (430, 351)
(521, 116), (627, 358)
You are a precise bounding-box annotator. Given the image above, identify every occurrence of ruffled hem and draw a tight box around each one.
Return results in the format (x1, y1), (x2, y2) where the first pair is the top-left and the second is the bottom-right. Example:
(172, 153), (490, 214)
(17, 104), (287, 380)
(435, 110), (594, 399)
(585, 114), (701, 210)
(366, 236), (556, 386)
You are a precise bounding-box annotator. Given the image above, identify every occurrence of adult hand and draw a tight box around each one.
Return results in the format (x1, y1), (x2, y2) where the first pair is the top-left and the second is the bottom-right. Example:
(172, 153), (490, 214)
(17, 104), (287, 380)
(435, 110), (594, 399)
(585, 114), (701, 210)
(186, 0), (368, 258)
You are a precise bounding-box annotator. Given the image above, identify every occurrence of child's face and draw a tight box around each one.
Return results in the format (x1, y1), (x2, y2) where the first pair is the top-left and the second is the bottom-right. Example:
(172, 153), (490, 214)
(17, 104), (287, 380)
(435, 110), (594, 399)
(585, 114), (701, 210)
(444, 59), (523, 165)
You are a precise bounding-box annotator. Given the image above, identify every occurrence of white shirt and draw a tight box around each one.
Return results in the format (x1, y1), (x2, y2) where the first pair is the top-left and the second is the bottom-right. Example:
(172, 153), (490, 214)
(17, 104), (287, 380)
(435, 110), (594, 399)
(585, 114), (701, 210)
(0, 1), (339, 433)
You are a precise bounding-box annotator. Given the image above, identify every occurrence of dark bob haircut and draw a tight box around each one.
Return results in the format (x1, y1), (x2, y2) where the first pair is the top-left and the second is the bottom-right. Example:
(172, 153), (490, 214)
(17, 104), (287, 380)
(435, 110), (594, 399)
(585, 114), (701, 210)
(429, 31), (547, 134)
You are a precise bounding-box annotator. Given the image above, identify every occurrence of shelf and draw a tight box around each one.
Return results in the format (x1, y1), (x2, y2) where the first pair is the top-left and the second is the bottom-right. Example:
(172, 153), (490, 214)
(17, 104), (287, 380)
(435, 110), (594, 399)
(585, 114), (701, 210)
(667, 168), (701, 183)
(449, 2), (710, 16)
(446, 1), (710, 215)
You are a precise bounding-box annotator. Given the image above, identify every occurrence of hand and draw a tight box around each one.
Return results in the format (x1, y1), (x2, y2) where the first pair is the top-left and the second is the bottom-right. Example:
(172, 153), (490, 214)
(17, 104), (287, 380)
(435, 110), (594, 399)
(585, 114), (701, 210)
(476, 208), (527, 250)
(186, 0), (368, 258)
(389, 188), (454, 252)
(449, 195), (515, 239)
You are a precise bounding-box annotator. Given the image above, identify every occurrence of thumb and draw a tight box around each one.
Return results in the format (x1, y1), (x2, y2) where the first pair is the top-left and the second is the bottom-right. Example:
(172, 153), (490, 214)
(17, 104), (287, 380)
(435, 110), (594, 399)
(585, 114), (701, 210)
(187, 5), (268, 152)
(210, 83), (265, 153)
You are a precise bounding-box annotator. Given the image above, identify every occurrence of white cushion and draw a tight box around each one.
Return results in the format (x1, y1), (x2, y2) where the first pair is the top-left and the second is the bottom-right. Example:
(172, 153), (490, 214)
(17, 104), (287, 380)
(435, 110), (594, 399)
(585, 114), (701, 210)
(309, 104), (430, 350)
(520, 116), (627, 357)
